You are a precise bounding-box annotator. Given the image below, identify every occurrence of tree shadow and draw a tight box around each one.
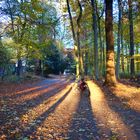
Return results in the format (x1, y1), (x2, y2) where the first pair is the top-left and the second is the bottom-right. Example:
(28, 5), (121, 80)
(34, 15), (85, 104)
(7, 80), (66, 100)
(67, 93), (100, 140)
(21, 86), (73, 137)
(0, 81), (69, 127)
(2, 79), (65, 99)
(97, 82), (140, 139)
(118, 79), (140, 88)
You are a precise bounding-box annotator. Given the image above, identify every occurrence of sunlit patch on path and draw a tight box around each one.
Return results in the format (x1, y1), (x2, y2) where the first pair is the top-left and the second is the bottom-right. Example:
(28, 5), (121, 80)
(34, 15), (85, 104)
(88, 81), (138, 140)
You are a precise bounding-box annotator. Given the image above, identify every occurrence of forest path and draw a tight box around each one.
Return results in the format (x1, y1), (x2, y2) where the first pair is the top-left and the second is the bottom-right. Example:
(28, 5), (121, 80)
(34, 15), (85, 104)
(0, 78), (140, 140)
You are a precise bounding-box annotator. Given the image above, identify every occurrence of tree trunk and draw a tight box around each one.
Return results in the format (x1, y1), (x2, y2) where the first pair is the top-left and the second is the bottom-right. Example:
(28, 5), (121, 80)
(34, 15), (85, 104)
(83, 30), (88, 75)
(136, 46), (139, 73)
(17, 59), (22, 76)
(116, 0), (122, 79)
(120, 2), (125, 73)
(66, 0), (80, 77)
(35, 59), (42, 75)
(98, 19), (102, 78)
(126, 45), (130, 74)
(121, 44), (125, 73)
(121, 27), (125, 73)
(128, 0), (135, 76)
(102, 37), (106, 77)
(85, 51), (88, 75)
(97, 14), (106, 78)
(91, 0), (99, 80)
(77, 0), (84, 76)
(105, 0), (117, 85)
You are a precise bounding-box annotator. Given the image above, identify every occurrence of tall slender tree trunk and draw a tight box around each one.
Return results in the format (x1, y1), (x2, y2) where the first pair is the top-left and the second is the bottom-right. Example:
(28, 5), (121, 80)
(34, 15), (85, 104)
(98, 16), (104, 78)
(96, 1), (105, 78)
(37, 23), (43, 75)
(121, 38), (125, 73)
(83, 30), (88, 75)
(116, 0), (122, 79)
(136, 46), (140, 73)
(128, 0), (135, 76)
(120, 2), (125, 73)
(102, 37), (106, 77)
(126, 45), (130, 73)
(17, 59), (22, 76)
(66, 0), (80, 77)
(91, 0), (99, 80)
(105, 0), (117, 85)
(77, 0), (84, 76)
(85, 51), (88, 75)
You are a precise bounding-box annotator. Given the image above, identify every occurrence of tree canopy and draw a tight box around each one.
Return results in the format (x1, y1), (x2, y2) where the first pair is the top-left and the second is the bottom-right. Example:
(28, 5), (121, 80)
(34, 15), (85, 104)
(0, 0), (140, 84)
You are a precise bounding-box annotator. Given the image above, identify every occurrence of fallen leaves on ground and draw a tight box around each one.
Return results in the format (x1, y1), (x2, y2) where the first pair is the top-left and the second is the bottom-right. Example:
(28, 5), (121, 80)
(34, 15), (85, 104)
(0, 78), (140, 140)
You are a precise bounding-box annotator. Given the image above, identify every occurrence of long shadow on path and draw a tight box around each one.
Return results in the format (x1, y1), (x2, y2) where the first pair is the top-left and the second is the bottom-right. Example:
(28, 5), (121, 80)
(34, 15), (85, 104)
(21, 86), (73, 138)
(67, 93), (100, 140)
(0, 81), (70, 140)
(2, 79), (65, 99)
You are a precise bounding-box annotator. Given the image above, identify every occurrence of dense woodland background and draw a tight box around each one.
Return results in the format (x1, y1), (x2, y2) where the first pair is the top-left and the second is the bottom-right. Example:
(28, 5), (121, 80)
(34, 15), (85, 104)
(0, 0), (140, 85)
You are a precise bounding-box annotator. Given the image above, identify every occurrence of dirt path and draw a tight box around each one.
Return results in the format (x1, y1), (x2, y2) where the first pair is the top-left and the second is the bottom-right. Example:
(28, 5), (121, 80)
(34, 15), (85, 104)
(0, 79), (140, 140)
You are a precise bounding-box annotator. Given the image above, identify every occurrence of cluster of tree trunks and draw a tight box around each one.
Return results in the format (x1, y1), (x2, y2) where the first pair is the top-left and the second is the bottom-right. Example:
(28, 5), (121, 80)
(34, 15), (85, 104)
(66, 0), (137, 86)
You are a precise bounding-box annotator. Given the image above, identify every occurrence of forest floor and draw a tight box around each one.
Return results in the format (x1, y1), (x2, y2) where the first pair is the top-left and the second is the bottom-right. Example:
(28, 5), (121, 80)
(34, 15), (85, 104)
(0, 76), (140, 140)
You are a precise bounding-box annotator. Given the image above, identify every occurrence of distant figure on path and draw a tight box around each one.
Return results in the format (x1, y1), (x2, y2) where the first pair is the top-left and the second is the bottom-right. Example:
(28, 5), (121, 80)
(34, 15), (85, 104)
(78, 78), (90, 97)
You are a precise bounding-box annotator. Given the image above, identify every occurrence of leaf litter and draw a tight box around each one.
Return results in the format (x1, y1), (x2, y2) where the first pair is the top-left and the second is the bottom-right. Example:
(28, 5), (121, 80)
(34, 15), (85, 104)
(0, 79), (140, 140)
